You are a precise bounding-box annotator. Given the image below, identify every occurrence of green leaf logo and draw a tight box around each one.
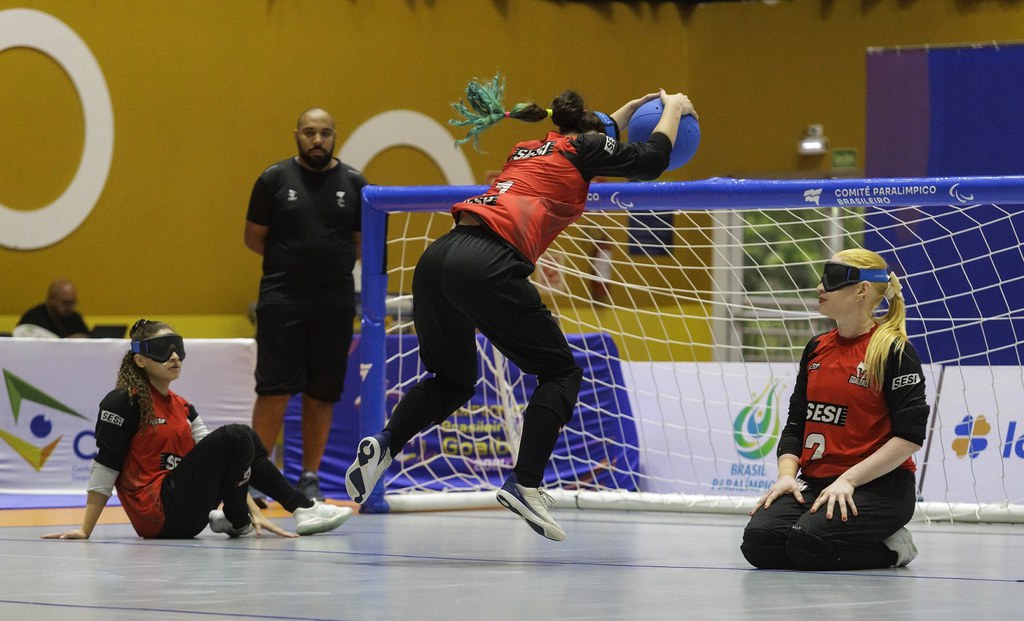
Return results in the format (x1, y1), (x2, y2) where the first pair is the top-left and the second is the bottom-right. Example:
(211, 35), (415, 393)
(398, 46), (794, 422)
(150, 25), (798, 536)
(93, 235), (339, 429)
(733, 381), (782, 460)
(1, 369), (87, 471)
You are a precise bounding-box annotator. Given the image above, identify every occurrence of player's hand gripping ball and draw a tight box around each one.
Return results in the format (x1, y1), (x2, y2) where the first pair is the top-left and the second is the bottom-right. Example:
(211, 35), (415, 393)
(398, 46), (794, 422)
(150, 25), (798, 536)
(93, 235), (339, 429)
(627, 99), (700, 171)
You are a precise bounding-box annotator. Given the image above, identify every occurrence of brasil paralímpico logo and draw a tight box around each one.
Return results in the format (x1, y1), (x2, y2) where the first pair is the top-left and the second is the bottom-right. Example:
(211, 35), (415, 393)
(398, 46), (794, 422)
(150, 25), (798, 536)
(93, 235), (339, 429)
(733, 381), (782, 459)
(0, 369), (88, 471)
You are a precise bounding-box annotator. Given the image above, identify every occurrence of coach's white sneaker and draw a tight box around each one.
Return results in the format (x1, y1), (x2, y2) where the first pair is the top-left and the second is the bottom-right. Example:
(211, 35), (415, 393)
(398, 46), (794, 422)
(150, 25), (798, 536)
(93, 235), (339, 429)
(345, 432), (394, 504)
(208, 509), (254, 538)
(883, 527), (918, 567)
(496, 473), (565, 542)
(293, 501), (353, 536)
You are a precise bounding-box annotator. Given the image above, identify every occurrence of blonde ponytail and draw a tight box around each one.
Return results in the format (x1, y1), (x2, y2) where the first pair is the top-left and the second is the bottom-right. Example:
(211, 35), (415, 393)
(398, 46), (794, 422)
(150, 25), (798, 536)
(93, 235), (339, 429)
(833, 250), (909, 391)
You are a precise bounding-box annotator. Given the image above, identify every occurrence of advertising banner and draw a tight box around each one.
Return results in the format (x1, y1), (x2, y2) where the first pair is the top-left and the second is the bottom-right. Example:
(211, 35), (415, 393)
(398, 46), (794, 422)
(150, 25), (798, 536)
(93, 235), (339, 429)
(624, 361), (949, 497)
(917, 366), (1024, 505)
(623, 361), (796, 495)
(0, 338), (256, 495)
(286, 334), (640, 496)
(295, 348), (1014, 506)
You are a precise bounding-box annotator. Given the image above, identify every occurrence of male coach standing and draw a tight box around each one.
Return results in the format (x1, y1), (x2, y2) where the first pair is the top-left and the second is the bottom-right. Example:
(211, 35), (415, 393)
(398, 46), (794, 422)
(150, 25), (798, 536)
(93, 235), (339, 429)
(244, 108), (366, 501)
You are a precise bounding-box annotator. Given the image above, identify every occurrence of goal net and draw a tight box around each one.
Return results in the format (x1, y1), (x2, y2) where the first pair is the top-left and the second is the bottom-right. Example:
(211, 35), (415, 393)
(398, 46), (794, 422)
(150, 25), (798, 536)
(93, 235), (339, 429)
(357, 176), (1024, 523)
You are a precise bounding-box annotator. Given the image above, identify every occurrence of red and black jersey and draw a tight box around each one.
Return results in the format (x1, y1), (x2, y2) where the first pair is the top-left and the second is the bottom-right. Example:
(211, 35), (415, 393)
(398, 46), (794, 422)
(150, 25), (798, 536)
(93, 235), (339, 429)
(452, 131), (671, 264)
(777, 327), (930, 479)
(94, 386), (199, 538)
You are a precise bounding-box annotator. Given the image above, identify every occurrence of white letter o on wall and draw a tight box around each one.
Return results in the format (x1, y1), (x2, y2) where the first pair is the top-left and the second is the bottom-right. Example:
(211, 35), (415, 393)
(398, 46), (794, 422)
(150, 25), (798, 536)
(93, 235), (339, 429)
(0, 9), (114, 250)
(339, 110), (476, 186)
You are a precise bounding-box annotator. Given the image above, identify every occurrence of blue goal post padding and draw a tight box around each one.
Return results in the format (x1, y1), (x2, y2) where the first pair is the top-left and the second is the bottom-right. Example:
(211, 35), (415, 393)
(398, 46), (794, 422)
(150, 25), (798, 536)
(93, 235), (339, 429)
(361, 176), (1024, 213)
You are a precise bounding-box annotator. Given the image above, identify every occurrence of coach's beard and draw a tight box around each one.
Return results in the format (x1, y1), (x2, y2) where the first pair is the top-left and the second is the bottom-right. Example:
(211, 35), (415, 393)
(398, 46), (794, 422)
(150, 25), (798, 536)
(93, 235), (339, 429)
(299, 149), (332, 170)
(296, 144), (331, 171)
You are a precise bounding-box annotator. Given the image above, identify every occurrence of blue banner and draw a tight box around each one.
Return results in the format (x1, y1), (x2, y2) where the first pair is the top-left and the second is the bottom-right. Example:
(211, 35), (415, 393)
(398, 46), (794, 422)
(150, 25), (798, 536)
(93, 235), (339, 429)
(927, 45), (1024, 176)
(866, 204), (1024, 365)
(867, 43), (1024, 176)
(284, 333), (640, 498)
(363, 177), (1024, 213)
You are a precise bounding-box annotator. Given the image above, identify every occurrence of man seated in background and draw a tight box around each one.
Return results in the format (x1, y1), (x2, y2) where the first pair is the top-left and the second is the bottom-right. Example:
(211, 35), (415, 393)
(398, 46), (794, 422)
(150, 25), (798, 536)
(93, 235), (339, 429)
(15, 279), (91, 338)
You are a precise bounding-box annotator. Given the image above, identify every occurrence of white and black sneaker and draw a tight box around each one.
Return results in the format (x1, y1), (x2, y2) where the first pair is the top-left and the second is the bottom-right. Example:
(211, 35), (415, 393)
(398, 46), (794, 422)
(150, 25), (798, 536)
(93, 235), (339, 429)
(883, 527), (918, 567)
(293, 501), (353, 536)
(496, 473), (565, 542)
(208, 509), (254, 538)
(345, 432), (393, 504)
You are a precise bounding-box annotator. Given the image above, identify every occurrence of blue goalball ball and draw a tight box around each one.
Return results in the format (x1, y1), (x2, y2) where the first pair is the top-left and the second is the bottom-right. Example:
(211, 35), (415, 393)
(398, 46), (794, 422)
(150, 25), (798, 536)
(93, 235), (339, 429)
(627, 99), (700, 171)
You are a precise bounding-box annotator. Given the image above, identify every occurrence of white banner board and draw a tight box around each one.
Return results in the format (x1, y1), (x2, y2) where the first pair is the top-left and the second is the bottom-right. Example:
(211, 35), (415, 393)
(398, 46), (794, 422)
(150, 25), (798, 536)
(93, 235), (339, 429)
(4, 338), (1016, 506)
(0, 338), (256, 494)
(624, 361), (945, 498)
(917, 366), (1024, 505)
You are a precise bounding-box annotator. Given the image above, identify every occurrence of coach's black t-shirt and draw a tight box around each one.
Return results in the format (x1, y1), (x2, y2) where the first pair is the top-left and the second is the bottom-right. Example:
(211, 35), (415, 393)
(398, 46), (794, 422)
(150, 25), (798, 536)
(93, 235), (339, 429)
(246, 158), (365, 307)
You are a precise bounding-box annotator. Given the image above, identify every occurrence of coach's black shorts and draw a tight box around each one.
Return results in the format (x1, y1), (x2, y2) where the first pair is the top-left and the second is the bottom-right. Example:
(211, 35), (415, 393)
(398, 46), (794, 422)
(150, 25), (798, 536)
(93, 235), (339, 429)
(254, 302), (355, 402)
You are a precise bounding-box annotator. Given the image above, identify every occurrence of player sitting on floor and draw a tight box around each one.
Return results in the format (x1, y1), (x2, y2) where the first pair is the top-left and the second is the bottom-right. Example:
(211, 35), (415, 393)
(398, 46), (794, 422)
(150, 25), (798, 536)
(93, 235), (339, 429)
(42, 319), (352, 540)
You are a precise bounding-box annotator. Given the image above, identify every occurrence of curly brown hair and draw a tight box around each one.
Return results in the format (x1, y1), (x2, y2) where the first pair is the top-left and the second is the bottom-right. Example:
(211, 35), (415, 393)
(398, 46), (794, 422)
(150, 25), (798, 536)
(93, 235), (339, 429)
(116, 319), (174, 428)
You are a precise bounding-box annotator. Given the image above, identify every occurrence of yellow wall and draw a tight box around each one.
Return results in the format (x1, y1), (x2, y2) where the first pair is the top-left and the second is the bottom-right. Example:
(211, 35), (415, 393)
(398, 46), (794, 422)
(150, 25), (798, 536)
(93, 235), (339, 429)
(2, 0), (1023, 337)
(689, 1), (1024, 178)
(558, 303), (714, 362)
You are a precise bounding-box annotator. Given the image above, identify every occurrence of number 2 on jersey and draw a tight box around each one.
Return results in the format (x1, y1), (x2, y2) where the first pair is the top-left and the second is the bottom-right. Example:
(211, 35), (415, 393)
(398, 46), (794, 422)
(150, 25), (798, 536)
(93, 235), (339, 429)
(805, 433), (826, 460)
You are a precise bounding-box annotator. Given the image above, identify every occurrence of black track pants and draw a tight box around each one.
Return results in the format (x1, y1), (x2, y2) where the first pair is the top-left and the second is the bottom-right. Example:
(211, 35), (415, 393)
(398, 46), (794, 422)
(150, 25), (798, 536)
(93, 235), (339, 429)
(741, 468), (916, 570)
(385, 225), (582, 487)
(158, 424), (309, 538)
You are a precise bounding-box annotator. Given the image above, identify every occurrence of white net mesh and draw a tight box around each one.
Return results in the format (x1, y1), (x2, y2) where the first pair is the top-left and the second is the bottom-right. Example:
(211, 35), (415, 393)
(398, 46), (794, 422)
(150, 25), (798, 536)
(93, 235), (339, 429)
(362, 179), (1024, 522)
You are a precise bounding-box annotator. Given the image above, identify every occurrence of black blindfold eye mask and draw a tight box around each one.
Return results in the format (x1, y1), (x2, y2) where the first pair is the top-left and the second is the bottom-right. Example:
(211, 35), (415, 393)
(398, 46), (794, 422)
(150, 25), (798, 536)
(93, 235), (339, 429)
(820, 261), (889, 292)
(131, 334), (186, 362)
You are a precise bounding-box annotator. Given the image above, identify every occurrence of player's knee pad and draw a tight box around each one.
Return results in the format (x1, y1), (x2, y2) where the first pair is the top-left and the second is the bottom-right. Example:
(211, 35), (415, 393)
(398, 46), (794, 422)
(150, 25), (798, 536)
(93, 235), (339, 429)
(222, 422), (249, 440)
(420, 376), (476, 425)
(740, 525), (791, 569)
(222, 423), (257, 458)
(236, 423), (272, 455)
(532, 365), (583, 425)
(785, 526), (838, 570)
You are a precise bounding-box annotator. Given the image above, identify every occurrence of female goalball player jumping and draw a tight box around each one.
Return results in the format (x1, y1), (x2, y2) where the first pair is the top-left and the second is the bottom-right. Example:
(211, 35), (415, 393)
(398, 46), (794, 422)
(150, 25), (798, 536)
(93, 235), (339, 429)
(346, 74), (696, 540)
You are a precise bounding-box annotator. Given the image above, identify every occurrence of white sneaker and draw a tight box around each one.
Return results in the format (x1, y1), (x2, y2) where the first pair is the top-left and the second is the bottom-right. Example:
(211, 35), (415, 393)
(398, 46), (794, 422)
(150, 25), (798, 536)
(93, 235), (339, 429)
(496, 473), (565, 541)
(208, 509), (254, 538)
(293, 500), (353, 536)
(345, 432), (394, 504)
(883, 527), (918, 567)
